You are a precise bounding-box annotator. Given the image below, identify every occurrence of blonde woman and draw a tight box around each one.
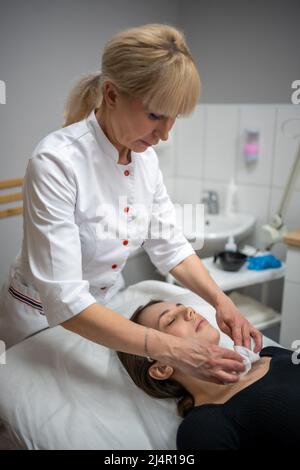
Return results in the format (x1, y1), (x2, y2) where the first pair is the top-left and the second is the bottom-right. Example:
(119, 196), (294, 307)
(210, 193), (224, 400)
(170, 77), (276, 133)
(0, 24), (261, 384)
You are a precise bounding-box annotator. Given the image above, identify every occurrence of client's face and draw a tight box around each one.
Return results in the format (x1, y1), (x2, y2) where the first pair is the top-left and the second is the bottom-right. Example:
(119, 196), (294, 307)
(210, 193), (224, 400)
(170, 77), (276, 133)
(139, 302), (220, 344)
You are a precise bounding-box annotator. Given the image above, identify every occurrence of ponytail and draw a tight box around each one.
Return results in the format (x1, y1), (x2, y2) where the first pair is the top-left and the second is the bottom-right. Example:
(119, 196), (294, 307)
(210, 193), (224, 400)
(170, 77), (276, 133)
(62, 73), (102, 127)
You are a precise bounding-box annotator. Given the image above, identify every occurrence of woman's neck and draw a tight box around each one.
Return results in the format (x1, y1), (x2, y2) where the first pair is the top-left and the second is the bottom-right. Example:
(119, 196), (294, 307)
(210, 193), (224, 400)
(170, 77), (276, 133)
(95, 106), (131, 165)
(178, 357), (271, 407)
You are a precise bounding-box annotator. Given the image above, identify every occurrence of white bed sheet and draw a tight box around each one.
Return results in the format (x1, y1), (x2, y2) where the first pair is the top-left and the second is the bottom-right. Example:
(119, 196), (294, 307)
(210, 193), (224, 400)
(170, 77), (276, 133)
(0, 280), (281, 450)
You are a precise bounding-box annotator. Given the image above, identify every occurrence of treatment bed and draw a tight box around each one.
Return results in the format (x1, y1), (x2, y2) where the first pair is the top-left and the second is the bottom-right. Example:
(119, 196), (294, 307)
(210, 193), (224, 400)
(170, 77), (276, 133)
(0, 280), (280, 450)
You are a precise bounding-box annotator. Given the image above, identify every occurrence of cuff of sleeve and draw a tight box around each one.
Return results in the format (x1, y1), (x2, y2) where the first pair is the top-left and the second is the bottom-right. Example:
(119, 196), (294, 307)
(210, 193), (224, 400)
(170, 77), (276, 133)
(157, 244), (196, 276)
(46, 292), (97, 327)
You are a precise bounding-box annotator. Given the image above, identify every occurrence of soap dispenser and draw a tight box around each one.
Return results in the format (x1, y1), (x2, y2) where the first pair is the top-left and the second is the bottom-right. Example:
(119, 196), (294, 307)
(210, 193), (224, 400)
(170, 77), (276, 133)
(225, 235), (237, 252)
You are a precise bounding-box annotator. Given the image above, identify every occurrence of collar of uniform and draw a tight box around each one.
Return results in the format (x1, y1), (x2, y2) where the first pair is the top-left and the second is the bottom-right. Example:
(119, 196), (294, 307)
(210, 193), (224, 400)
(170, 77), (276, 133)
(86, 109), (120, 163)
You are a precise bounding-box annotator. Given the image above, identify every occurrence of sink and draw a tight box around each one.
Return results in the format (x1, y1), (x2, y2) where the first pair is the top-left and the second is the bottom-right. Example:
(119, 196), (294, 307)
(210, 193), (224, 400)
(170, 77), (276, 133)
(204, 213), (255, 240)
(176, 211), (256, 257)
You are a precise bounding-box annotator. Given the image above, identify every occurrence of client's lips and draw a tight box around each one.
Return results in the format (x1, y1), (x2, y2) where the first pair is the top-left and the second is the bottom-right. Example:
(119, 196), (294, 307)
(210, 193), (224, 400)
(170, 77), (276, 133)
(195, 318), (207, 332)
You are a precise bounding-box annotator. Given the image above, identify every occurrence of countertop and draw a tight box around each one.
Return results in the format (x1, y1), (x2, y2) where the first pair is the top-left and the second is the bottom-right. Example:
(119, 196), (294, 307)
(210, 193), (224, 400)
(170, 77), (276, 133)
(284, 228), (300, 248)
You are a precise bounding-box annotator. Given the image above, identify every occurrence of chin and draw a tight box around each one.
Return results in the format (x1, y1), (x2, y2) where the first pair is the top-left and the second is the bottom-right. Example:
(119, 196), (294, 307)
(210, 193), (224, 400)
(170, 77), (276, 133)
(207, 328), (220, 345)
(136, 139), (151, 149)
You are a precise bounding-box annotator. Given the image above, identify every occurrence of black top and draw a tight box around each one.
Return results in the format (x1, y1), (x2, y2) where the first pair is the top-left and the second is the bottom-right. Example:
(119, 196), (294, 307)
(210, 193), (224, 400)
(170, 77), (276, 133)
(177, 347), (300, 449)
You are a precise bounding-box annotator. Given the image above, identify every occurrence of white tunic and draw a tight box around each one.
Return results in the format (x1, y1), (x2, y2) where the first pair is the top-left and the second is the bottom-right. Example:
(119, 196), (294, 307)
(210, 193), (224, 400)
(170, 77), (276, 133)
(0, 109), (195, 346)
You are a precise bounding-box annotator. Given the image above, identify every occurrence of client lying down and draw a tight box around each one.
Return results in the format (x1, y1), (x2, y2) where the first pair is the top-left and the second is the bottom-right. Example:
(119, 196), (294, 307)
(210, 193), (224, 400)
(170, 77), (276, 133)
(117, 300), (300, 449)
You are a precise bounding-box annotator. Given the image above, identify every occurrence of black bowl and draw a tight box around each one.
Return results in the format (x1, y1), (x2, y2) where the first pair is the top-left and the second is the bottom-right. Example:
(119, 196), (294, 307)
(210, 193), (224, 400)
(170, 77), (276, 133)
(213, 251), (247, 272)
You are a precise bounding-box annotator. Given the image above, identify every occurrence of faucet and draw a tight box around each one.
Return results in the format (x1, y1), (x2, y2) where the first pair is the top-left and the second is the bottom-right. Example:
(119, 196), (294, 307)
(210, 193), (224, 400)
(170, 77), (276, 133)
(201, 190), (219, 215)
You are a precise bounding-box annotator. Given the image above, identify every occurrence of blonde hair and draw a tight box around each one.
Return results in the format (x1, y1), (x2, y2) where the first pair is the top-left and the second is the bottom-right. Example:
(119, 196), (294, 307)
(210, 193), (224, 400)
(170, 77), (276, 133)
(63, 23), (201, 127)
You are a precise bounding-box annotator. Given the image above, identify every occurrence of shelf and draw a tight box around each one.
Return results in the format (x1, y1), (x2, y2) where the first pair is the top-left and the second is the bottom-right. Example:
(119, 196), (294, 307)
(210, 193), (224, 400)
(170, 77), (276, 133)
(201, 256), (285, 291)
(164, 256), (285, 291)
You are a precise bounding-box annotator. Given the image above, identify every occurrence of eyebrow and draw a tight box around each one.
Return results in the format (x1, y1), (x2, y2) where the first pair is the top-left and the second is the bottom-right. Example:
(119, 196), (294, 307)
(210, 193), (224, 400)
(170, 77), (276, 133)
(157, 303), (182, 329)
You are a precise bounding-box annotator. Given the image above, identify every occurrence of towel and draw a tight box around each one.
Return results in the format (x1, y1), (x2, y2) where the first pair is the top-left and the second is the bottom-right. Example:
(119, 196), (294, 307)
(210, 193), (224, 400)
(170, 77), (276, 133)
(234, 345), (260, 376)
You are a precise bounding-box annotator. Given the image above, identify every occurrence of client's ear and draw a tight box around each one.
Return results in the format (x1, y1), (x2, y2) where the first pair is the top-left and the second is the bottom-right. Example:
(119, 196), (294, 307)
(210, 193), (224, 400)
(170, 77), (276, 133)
(148, 363), (174, 381)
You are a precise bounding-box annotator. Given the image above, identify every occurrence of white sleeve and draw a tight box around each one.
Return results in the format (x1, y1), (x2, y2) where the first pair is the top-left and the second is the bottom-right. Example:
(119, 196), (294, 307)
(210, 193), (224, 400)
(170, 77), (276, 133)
(142, 167), (195, 276)
(23, 154), (96, 327)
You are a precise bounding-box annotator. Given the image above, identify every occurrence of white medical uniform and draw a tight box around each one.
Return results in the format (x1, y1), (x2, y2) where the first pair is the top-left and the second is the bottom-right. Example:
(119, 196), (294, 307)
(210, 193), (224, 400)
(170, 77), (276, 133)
(0, 109), (195, 348)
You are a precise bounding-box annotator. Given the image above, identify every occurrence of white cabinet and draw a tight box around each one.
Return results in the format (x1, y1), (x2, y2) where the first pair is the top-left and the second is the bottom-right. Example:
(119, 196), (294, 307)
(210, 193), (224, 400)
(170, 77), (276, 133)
(280, 237), (300, 348)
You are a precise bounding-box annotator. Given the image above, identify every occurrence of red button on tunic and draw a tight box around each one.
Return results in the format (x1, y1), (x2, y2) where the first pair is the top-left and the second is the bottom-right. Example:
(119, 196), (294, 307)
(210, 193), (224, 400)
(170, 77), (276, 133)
(111, 264), (118, 269)
(123, 240), (129, 246)
(124, 207), (130, 213)
(124, 170), (130, 176)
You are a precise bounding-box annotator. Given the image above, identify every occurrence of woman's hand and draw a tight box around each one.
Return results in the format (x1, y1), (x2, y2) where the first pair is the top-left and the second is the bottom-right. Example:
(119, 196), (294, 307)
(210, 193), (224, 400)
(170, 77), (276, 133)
(169, 336), (246, 384)
(215, 293), (263, 353)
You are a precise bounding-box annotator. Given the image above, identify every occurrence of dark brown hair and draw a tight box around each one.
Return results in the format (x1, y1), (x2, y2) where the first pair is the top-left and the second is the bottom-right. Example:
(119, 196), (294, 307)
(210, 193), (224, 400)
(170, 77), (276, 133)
(117, 299), (194, 417)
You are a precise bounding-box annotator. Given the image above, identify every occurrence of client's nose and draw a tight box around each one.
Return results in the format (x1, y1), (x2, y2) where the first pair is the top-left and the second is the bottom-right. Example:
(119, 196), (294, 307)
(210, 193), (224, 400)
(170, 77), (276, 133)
(184, 307), (194, 321)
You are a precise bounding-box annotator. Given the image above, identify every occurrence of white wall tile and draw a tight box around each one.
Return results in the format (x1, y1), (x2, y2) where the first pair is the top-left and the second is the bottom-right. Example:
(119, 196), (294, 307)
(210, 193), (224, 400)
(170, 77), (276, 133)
(237, 184), (271, 248)
(203, 106), (239, 182)
(236, 106), (276, 186)
(175, 105), (205, 178)
(154, 128), (176, 177)
(272, 106), (300, 190)
(268, 187), (300, 233)
(202, 179), (230, 214)
(173, 177), (203, 204)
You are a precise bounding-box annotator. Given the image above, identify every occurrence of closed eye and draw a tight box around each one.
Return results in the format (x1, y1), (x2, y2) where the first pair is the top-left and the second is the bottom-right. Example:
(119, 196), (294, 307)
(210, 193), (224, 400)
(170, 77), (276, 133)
(148, 112), (161, 120)
(167, 318), (176, 327)
(157, 302), (183, 329)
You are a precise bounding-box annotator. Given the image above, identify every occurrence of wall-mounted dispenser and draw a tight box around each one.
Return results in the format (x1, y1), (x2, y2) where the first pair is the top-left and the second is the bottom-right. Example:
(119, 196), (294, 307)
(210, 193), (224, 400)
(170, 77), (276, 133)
(243, 128), (260, 164)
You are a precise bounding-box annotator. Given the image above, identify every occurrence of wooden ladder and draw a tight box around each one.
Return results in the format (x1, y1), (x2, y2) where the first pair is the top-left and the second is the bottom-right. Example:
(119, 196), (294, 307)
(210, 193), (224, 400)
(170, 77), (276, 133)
(0, 178), (23, 218)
